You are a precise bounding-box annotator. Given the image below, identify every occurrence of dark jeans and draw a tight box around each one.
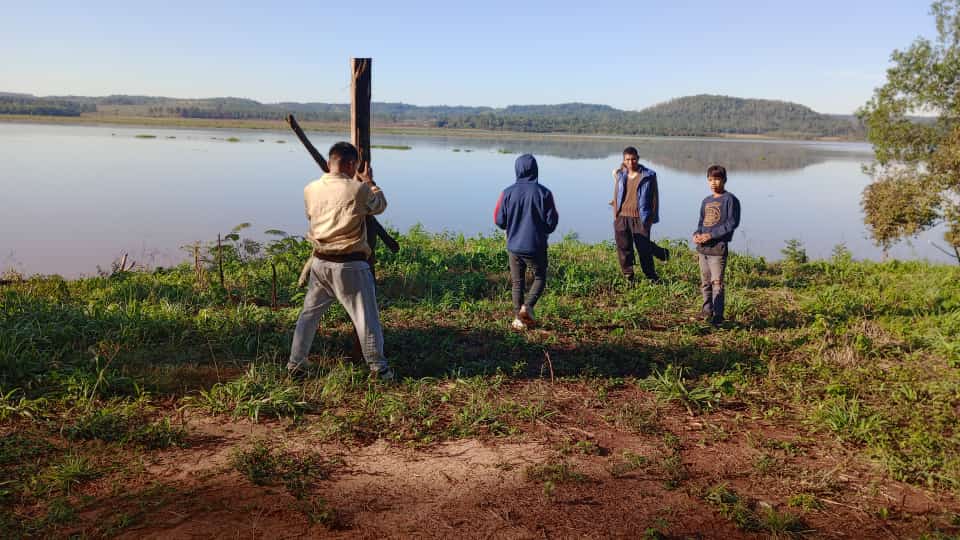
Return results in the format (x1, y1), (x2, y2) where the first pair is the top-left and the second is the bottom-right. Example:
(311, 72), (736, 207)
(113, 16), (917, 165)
(698, 253), (727, 322)
(508, 251), (548, 314)
(614, 216), (667, 281)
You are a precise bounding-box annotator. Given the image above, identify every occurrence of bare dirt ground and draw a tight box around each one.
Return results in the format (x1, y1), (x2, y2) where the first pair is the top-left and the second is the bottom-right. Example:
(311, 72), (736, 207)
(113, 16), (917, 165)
(47, 383), (959, 539)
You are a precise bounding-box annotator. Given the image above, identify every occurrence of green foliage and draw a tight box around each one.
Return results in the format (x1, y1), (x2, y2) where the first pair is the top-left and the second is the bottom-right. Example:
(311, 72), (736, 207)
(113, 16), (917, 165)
(186, 363), (310, 421)
(781, 239), (809, 265)
(858, 0), (960, 260)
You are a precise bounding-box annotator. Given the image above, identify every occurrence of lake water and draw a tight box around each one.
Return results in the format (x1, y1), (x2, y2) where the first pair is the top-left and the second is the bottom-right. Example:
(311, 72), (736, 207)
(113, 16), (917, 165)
(1, 122), (952, 277)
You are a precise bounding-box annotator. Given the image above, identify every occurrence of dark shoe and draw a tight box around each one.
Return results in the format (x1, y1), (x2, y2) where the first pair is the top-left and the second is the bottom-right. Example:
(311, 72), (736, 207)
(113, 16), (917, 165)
(370, 368), (396, 384)
(710, 316), (724, 327)
(287, 363), (314, 382)
(657, 246), (670, 262)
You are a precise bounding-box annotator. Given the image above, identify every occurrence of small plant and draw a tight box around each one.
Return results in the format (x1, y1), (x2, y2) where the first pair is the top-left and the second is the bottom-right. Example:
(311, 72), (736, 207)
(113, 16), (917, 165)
(608, 450), (649, 478)
(525, 460), (587, 485)
(787, 493), (822, 511)
(559, 439), (602, 456)
(230, 441), (280, 485)
(297, 496), (342, 528)
(753, 452), (782, 476)
(758, 505), (809, 538)
(127, 418), (188, 449)
(704, 484), (759, 531)
(642, 365), (731, 414)
(781, 239), (808, 265)
(41, 454), (100, 495)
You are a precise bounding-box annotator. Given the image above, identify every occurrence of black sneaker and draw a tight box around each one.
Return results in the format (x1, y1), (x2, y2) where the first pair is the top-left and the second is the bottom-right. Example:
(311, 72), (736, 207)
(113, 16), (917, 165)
(370, 368), (396, 384)
(287, 363), (315, 382)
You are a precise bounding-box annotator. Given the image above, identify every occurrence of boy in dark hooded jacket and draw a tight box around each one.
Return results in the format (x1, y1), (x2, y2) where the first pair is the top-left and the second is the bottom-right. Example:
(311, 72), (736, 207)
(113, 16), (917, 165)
(494, 154), (559, 330)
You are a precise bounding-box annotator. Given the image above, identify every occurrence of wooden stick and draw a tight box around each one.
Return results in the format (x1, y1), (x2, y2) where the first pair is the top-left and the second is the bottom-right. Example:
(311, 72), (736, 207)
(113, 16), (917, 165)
(286, 114), (329, 173)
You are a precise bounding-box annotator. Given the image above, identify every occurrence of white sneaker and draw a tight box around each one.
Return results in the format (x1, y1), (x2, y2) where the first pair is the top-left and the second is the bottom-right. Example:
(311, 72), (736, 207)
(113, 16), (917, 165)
(519, 305), (536, 327)
(511, 318), (527, 331)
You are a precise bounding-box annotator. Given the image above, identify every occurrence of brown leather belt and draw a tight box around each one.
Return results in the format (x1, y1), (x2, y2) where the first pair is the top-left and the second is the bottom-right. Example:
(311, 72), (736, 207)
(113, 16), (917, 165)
(313, 250), (368, 263)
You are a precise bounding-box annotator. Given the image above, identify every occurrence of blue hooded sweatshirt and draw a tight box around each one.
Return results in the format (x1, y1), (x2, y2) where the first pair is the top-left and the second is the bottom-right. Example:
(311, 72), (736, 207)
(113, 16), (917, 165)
(494, 154), (559, 256)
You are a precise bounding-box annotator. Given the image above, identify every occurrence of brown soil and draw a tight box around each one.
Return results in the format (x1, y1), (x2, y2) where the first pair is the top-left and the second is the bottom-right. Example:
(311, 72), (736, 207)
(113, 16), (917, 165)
(51, 384), (959, 539)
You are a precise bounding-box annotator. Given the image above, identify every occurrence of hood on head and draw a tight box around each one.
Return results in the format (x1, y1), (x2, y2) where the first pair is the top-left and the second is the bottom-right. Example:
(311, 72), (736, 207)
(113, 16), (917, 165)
(515, 154), (538, 183)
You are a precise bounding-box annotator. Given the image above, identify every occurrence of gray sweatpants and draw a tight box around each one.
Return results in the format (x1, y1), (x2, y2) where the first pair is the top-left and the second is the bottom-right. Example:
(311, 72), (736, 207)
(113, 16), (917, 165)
(287, 258), (389, 374)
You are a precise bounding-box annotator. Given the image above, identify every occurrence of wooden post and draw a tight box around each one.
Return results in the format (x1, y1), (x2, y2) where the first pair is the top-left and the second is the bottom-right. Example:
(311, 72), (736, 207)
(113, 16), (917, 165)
(351, 58), (372, 168)
(350, 57), (373, 364)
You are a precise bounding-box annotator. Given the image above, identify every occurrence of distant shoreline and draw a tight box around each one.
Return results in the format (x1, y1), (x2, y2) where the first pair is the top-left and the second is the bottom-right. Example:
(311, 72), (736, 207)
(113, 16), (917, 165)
(0, 114), (861, 143)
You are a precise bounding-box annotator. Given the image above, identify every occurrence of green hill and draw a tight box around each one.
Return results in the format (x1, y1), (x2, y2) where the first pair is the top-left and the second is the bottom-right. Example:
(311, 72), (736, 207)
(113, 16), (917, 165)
(0, 92), (864, 139)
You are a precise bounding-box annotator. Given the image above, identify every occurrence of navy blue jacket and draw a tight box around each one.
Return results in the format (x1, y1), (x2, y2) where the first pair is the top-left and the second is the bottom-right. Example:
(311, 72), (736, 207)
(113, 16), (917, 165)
(494, 154), (559, 256)
(613, 165), (659, 224)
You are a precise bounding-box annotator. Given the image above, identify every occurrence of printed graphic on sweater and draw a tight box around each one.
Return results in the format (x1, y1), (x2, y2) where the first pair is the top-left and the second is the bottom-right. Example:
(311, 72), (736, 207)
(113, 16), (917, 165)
(703, 201), (722, 227)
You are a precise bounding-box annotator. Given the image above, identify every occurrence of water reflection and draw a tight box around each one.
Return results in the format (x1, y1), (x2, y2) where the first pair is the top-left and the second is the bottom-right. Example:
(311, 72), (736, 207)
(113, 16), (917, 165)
(0, 122), (949, 277)
(376, 134), (873, 173)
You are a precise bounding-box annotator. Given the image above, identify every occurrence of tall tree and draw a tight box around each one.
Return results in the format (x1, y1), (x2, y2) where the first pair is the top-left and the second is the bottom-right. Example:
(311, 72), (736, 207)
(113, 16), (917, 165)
(858, 0), (960, 262)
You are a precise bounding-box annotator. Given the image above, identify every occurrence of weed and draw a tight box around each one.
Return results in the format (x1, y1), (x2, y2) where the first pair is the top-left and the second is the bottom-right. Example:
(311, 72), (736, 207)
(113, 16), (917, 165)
(526, 460), (587, 484)
(297, 496), (342, 528)
(559, 439), (602, 456)
(705, 484), (759, 531)
(753, 452), (782, 476)
(758, 505), (810, 538)
(230, 441), (335, 498)
(641, 365), (732, 414)
(609, 450), (649, 478)
(186, 362), (310, 421)
(39, 454), (100, 495)
(787, 493), (822, 511)
(230, 441), (279, 485)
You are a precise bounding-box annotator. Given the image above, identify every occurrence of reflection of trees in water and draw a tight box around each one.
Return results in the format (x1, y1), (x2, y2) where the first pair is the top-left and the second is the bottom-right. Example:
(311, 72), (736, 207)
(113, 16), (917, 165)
(394, 135), (872, 173)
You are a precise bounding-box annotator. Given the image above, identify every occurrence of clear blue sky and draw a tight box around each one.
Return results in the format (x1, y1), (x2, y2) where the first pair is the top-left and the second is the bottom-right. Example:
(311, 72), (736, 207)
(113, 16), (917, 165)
(0, 0), (937, 114)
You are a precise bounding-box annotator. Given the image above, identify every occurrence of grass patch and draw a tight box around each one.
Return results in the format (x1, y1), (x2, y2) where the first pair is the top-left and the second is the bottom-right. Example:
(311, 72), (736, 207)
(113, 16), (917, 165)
(705, 484), (810, 537)
(371, 144), (411, 150)
(134, 134), (156, 139)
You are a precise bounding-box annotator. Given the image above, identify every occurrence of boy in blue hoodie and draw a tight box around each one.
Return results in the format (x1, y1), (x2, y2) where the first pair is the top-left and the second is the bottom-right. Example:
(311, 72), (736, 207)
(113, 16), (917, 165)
(494, 154), (559, 330)
(692, 165), (741, 326)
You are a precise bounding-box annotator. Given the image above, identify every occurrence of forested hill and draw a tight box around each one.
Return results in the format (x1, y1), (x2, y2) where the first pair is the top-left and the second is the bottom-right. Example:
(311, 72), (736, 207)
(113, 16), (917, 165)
(0, 92), (863, 139)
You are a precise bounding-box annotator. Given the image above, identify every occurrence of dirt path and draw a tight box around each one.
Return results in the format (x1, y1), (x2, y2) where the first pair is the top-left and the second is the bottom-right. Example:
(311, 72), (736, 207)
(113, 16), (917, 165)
(57, 387), (958, 539)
